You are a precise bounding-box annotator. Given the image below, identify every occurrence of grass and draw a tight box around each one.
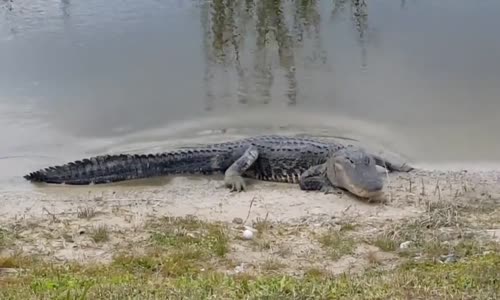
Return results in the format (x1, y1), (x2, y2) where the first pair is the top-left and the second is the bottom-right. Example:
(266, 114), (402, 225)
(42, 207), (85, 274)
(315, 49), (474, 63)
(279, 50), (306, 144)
(339, 222), (358, 232)
(90, 224), (110, 243)
(0, 227), (11, 250)
(373, 236), (399, 252)
(77, 207), (96, 220)
(253, 215), (271, 234)
(102, 215), (234, 278)
(0, 252), (498, 299)
(303, 267), (328, 279)
(317, 229), (356, 260)
(365, 250), (383, 266)
(369, 199), (500, 261)
(0, 202), (498, 299)
(260, 258), (286, 272)
(147, 215), (230, 258)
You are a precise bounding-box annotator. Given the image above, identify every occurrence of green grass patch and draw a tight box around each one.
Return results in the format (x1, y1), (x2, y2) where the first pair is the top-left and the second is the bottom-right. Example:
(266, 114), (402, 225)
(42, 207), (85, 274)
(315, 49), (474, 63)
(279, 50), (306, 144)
(148, 215), (230, 258)
(0, 227), (13, 250)
(0, 252), (498, 299)
(1, 207), (498, 299)
(260, 258), (286, 272)
(373, 236), (399, 252)
(106, 215), (233, 278)
(370, 214), (500, 260)
(317, 229), (356, 260)
(90, 224), (110, 243)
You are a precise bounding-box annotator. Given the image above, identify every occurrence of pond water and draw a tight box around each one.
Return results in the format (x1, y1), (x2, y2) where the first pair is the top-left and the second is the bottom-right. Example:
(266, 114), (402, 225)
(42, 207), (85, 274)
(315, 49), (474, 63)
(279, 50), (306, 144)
(1, 0), (500, 190)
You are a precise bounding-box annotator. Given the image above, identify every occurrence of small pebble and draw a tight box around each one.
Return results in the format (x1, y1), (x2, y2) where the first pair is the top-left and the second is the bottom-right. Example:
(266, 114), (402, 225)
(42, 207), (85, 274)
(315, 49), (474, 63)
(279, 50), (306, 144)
(399, 241), (412, 249)
(234, 263), (245, 273)
(232, 217), (243, 225)
(440, 254), (458, 264)
(242, 229), (254, 240)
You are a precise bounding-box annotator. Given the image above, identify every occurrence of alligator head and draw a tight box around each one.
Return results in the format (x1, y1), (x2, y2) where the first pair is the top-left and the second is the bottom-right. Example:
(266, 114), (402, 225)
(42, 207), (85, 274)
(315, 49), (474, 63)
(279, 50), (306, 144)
(326, 146), (384, 199)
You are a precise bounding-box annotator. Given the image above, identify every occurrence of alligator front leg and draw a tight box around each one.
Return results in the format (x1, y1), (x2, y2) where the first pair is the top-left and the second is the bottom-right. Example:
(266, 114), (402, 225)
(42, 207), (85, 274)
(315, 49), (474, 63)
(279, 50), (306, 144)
(299, 164), (341, 195)
(372, 154), (413, 172)
(224, 146), (259, 192)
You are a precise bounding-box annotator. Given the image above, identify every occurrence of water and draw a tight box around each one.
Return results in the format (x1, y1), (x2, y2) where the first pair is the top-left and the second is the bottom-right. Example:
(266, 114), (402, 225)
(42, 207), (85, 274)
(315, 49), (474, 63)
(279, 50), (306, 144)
(1, 0), (500, 190)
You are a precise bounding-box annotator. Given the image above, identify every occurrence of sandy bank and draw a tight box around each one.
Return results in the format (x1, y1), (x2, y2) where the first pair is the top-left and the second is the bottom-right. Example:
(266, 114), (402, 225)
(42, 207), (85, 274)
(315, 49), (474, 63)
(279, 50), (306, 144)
(1, 167), (499, 224)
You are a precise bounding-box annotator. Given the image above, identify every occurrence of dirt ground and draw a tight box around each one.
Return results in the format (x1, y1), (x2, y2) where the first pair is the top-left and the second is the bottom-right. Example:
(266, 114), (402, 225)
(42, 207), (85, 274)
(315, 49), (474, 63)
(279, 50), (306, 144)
(1, 164), (499, 278)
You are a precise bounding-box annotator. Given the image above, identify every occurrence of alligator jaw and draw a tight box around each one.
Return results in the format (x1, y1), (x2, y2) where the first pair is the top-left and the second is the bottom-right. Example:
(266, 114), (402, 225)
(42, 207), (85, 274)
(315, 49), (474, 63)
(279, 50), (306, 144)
(346, 184), (385, 200)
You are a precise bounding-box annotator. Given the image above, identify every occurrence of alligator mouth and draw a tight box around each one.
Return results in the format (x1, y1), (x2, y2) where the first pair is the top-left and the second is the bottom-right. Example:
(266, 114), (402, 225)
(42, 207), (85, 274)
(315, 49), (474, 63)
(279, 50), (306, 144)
(347, 185), (385, 199)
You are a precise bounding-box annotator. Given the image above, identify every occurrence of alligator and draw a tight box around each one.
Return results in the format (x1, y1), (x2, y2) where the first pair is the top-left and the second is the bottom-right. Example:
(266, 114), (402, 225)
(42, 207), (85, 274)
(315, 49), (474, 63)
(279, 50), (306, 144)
(23, 135), (413, 199)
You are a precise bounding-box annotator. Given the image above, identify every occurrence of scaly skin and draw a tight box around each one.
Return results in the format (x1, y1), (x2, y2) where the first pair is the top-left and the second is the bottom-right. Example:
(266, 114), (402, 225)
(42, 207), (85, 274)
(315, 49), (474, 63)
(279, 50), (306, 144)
(24, 135), (413, 198)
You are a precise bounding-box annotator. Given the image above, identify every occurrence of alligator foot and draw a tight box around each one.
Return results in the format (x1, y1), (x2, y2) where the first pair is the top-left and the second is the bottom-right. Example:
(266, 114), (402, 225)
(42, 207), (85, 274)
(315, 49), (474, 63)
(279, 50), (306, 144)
(298, 163), (340, 194)
(225, 175), (246, 192)
(372, 154), (414, 172)
(320, 184), (343, 195)
(224, 145), (259, 192)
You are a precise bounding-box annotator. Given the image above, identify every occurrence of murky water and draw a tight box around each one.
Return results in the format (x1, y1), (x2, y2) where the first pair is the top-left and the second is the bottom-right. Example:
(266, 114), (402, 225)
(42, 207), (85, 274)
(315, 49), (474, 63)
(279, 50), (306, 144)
(1, 0), (500, 190)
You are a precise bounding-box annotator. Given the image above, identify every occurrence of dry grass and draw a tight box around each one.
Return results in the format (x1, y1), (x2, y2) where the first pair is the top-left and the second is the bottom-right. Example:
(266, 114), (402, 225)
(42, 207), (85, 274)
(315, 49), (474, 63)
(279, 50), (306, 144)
(369, 198), (500, 261)
(365, 250), (383, 266)
(90, 224), (110, 243)
(260, 258), (286, 272)
(0, 227), (11, 250)
(317, 228), (356, 260)
(77, 207), (97, 219)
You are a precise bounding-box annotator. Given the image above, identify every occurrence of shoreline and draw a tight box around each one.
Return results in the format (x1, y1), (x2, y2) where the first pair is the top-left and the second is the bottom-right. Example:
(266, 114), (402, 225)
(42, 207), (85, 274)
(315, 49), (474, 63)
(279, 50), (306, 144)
(1, 166), (499, 222)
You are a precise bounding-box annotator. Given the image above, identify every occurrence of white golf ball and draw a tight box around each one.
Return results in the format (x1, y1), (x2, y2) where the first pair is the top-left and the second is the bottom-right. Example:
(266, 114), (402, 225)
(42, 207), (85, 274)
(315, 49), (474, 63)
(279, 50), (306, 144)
(242, 229), (254, 240)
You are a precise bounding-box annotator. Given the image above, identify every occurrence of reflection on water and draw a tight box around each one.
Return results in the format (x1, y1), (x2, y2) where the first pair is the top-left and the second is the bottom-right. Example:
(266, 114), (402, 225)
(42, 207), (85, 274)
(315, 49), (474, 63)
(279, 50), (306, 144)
(200, 0), (370, 108)
(1, 0), (500, 189)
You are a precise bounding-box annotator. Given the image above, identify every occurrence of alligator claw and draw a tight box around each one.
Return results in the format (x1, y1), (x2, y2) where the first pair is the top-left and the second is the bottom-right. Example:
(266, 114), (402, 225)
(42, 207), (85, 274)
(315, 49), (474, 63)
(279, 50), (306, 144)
(320, 185), (342, 195)
(391, 163), (414, 172)
(224, 175), (246, 192)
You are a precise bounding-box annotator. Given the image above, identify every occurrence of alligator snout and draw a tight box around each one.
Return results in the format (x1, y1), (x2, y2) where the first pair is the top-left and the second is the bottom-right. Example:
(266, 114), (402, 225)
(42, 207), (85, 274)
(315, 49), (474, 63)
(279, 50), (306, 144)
(347, 178), (384, 199)
(365, 177), (384, 192)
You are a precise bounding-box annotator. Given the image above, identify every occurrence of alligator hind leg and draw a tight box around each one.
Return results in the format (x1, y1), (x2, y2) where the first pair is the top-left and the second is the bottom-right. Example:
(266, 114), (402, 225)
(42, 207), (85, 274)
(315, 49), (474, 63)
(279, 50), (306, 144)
(224, 145), (259, 192)
(299, 164), (341, 195)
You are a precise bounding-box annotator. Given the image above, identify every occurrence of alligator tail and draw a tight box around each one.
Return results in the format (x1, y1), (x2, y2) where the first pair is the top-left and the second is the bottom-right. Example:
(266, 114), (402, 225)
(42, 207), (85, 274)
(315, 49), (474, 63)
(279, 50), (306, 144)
(23, 148), (230, 185)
